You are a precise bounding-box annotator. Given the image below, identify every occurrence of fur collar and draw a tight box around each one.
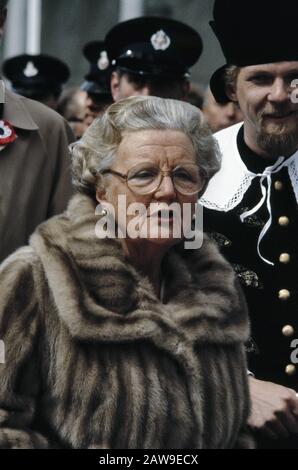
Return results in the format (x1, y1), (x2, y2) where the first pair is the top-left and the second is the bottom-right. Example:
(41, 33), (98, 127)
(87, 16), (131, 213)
(30, 194), (249, 352)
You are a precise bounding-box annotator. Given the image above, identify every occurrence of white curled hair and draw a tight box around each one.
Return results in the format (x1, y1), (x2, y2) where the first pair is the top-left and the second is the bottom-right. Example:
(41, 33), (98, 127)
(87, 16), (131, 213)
(70, 96), (221, 197)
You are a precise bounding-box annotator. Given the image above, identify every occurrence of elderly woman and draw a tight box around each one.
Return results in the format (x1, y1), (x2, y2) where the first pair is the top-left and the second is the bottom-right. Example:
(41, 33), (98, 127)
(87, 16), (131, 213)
(0, 96), (252, 449)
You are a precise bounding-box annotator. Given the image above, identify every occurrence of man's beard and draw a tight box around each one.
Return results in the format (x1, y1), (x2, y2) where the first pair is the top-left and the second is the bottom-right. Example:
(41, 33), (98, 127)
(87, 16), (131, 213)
(257, 129), (298, 158)
(256, 107), (298, 157)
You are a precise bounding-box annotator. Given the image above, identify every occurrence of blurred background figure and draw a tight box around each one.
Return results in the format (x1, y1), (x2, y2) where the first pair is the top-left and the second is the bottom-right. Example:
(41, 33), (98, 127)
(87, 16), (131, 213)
(203, 87), (243, 133)
(187, 82), (204, 109)
(2, 53), (70, 110)
(81, 40), (113, 124)
(57, 87), (88, 140)
(0, 1), (74, 263)
(105, 16), (203, 101)
(0, 1), (229, 93)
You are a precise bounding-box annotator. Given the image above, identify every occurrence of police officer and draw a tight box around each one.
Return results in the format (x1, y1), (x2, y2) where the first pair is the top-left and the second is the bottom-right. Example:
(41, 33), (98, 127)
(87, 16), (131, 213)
(201, 0), (298, 448)
(3, 54), (70, 110)
(81, 40), (113, 124)
(105, 16), (203, 101)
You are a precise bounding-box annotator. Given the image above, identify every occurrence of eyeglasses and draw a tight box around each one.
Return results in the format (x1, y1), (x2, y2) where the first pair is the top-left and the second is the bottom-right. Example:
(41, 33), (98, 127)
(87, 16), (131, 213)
(101, 162), (204, 196)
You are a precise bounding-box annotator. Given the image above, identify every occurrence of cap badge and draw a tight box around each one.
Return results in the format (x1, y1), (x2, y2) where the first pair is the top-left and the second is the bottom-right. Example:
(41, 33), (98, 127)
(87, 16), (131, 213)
(150, 30), (171, 51)
(97, 51), (109, 70)
(23, 61), (38, 78)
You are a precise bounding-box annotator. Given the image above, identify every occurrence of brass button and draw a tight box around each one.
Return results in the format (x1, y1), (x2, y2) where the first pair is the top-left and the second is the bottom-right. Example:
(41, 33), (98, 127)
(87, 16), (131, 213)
(274, 180), (283, 191)
(279, 253), (290, 264)
(285, 364), (296, 376)
(282, 325), (295, 337)
(278, 289), (290, 300)
(278, 216), (290, 227)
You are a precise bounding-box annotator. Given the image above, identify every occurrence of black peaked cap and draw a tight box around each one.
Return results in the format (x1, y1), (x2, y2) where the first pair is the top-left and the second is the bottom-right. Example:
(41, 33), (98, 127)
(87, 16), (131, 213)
(105, 16), (203, 79)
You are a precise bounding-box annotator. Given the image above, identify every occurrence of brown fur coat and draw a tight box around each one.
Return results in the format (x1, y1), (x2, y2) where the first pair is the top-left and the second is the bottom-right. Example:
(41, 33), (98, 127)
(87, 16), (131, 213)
(0, 194), (252, 449)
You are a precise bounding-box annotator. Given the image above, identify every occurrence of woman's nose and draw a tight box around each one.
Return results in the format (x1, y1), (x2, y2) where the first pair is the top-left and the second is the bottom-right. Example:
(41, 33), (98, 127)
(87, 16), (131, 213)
(155, 175), (176, 201)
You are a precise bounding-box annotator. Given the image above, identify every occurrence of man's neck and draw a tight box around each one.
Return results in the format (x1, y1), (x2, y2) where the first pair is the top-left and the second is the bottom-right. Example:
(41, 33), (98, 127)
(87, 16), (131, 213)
(236, 125), (269, 173)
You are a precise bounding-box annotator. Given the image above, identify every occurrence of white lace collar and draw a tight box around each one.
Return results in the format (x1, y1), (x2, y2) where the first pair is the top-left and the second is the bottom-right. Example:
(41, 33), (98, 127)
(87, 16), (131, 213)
(200, 122), (298, 265)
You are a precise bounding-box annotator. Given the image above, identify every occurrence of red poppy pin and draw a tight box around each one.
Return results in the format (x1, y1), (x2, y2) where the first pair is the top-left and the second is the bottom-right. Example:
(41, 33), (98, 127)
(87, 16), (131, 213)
(0, 120), (17, 146)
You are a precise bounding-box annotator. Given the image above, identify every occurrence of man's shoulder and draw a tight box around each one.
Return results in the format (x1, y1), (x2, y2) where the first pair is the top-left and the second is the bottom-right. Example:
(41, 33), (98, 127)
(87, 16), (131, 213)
(5, 89), (68, 130)
(14, 92), (65, 125)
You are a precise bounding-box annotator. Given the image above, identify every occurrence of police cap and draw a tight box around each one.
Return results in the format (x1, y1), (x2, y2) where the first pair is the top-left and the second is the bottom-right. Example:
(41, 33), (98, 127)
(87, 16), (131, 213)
(105, 16), (203, 79)
(81, 40), (112, 97)
(3, 54), (70, 99)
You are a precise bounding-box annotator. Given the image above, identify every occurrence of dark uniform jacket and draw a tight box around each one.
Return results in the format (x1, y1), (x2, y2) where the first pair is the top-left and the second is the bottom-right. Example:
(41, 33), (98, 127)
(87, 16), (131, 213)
(201, 122), (298, 448)
(0, 193), (252, 449)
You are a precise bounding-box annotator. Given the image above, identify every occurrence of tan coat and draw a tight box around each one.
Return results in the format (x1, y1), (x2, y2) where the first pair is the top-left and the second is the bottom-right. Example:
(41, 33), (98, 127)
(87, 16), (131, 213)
(0, 89), (74, 261)
(0, 194), (253, 449)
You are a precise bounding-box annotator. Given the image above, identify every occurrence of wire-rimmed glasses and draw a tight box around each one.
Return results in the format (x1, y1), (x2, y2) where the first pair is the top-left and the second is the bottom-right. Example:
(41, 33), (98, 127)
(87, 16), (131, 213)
(101, 161), (204, 196)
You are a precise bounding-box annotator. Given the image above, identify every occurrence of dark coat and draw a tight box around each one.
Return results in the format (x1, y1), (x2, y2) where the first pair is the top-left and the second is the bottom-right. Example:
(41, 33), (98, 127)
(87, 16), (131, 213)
(0, 194), (252, 449)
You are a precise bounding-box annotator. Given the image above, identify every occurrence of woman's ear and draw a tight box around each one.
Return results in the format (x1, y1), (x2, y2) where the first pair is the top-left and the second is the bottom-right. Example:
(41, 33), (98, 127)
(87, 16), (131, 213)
(95, 188), (107, 204)
(95, 173), (108, 204)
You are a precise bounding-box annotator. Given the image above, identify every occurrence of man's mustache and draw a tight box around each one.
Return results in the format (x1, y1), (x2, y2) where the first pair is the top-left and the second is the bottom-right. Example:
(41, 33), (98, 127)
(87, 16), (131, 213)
(258, 105), (297, 120)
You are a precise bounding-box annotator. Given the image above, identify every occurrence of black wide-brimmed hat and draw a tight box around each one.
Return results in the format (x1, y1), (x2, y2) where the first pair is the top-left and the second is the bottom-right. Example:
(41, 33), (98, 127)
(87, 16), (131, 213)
(81, 41), (112, 98)
(210, 0), (298, 103)
(3, 54), (70, 98)
(105, 16), (203, 79)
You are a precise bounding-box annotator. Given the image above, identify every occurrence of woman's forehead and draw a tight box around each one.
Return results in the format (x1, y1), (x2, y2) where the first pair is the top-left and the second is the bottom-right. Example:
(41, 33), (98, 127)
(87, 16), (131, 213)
(117, 129), (195, 162)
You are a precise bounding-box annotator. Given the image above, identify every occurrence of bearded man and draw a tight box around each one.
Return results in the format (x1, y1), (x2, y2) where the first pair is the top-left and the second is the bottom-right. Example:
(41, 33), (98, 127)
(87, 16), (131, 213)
(201, 0), (298, 448)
